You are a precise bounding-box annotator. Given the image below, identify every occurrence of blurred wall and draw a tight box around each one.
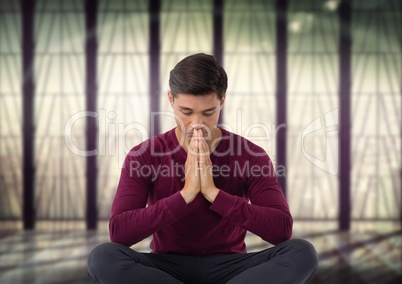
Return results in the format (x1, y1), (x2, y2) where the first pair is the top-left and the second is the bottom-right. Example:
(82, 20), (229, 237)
(0, 0), (400, 231)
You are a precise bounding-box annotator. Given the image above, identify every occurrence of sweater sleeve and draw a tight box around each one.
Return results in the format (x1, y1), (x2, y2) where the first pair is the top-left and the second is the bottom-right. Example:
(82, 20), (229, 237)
(209, 153), (293, 245)
(109, 148), (191, 247)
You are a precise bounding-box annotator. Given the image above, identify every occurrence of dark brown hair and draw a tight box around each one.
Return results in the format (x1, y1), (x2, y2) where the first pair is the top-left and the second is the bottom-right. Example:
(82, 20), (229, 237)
(169, 53), (227, 100)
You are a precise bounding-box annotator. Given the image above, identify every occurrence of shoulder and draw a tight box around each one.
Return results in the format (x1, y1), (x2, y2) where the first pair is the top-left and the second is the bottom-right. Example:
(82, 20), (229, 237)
(126, 128), (178, 160)
(219, 128), (268, 159)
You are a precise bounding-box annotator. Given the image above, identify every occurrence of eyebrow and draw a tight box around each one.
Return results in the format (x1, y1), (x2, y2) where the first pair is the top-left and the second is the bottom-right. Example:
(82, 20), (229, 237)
(178, 106), (217, 112)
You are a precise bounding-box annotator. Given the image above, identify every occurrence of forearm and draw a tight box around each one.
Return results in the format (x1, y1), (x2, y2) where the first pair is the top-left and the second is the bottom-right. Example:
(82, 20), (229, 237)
(210, 190), (293, 245)
(109, 192), (191, 246)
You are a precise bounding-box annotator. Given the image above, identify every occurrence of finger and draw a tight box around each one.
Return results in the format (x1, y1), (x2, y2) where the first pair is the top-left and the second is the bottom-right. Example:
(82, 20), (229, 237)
(195, 129), (203, 154)
(193, 130), (203, 170)
(199, 134), (209, 155)
(198, 139), (207, 168)
(188, 129), (198, 156)
(198, 130), (204, 155)
(194, 129), (200, 155)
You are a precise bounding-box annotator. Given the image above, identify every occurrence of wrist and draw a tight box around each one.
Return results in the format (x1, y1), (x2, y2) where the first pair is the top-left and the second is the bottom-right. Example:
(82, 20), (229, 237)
(202, 187), (219, 203)
(180, 188), (197, 204)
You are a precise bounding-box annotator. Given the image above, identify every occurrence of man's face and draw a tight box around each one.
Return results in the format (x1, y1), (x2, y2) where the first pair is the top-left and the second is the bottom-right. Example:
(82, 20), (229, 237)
(168, 92), (225, 141)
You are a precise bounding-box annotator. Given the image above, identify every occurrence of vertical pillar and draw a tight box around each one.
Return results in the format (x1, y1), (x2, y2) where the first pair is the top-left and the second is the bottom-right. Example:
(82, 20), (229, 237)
(149, 0), (161, 136)
(399, 1), (402, 232)
(213, 0), (224, 125)
(85, 0), (98, 230)
(275, 0), (288, 197)
(338, 0), (352, 230)
(22, 0), (35, 230)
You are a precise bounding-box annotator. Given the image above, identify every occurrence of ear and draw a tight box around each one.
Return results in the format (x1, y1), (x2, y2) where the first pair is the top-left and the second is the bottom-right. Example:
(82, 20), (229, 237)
(219, 94), (226, 110)
(168, 91), (174, 107)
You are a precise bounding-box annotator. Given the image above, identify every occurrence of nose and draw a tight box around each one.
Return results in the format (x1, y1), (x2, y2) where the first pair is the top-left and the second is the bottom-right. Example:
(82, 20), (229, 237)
(191, 114), (204, 129)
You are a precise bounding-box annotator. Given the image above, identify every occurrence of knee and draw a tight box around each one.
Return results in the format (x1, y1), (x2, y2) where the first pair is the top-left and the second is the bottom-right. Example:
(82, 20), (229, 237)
(87, 242), (123, 279)
(286, 239), (319, 269)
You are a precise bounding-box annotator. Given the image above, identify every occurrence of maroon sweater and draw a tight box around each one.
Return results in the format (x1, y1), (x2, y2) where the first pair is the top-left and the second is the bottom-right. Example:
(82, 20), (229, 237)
(109, 128), (292, 255)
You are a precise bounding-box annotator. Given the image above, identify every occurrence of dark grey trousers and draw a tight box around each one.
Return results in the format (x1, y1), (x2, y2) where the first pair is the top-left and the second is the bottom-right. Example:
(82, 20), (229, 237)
(87, 239), (318, 284)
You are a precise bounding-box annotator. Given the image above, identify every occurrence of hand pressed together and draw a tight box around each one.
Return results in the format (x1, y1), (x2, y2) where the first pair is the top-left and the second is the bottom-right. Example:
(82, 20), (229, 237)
(180, 129), (219, 204)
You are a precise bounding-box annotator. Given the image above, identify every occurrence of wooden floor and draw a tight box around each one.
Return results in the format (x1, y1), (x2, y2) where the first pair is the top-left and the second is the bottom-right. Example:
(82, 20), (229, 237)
(0, 222), (401, 284)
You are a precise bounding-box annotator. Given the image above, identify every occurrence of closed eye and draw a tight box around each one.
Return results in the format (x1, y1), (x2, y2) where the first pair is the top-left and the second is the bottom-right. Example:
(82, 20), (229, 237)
(203, 111), (214, 116)
(182, 111), (192, 116)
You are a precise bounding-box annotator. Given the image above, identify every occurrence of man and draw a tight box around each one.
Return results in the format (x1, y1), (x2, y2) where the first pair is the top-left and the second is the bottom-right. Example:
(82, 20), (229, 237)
(88, 53), (318, 283)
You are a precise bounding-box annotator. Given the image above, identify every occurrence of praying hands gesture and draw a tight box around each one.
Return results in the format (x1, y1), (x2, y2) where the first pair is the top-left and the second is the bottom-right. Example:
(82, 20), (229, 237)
(180, 129), (220, 204)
